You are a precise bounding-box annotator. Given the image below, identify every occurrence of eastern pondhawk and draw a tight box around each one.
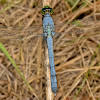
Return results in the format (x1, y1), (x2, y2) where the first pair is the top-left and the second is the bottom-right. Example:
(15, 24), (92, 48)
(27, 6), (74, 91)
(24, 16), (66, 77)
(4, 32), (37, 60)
(0, 5), (81, 93)
(0, 7), (94, 94)
(42, 7), (57, 94)
(0, 7), (70, 94)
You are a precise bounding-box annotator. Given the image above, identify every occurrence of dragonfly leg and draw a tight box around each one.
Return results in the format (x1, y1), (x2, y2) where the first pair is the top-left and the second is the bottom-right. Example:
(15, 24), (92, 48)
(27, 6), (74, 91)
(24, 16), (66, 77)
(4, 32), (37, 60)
(44, 32), (48, 37)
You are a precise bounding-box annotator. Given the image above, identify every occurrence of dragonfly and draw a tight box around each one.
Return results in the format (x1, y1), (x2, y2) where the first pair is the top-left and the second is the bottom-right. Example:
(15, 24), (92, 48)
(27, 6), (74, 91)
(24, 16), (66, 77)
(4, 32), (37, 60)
(0, 6), (72, 95)
(0, 6), (90, 95)
(42, 7), (57, 94)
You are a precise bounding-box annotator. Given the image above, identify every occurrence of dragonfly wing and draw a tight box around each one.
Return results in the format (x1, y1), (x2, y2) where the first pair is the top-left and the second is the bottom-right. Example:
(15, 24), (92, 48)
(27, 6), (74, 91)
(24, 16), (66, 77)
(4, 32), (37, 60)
(0, 25), (43, 37)
(0, 20), (68, 46)
(0, 19), (67, 35)
(0, 28), (43, 46)
(0, 17), (68, 39)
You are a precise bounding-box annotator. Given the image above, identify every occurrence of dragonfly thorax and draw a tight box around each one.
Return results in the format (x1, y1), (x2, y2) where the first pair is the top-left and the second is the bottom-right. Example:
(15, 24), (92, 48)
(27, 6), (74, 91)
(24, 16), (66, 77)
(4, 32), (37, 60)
(43, 12), (55, 37)
(43, 25), (55, 37)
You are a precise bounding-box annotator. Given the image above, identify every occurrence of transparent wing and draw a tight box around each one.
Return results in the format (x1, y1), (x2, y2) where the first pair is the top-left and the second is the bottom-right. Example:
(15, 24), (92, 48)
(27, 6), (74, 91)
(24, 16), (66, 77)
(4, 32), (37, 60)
(0, 22), (95, 48)
(1, 19), (85, 47)
(0, 20), (68, 37)
(0, 27), (43, 46)
(0, 21), (69, 45)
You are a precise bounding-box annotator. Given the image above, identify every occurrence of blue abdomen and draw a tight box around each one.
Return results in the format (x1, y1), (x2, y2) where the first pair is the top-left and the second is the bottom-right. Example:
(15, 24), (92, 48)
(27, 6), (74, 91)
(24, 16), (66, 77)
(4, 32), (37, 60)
(47, 36), (57, 94)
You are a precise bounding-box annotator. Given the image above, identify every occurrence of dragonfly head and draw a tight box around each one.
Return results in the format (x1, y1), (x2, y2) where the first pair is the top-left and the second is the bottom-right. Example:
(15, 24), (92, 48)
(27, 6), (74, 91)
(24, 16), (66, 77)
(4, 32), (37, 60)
(42, 6), (53, 14)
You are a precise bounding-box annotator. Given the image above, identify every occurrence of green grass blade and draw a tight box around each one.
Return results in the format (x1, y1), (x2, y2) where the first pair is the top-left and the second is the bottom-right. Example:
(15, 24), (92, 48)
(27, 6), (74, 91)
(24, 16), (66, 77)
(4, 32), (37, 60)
(71, 20), (82, 26)
(0, 42), (38, 99)
(74, 70), (90, 100)
(66, 0), (74, 6)
(0, 0), (23, 14)
(74, 43), (100, 99)
(0, 42), (31, 89)
(0, 0), (7, 4)
(72, 0), (80, 9)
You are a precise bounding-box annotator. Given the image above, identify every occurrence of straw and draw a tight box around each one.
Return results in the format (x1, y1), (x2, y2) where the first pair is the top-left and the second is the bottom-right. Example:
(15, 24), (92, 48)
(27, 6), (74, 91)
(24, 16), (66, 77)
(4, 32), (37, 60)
(42, 0), (51, 7)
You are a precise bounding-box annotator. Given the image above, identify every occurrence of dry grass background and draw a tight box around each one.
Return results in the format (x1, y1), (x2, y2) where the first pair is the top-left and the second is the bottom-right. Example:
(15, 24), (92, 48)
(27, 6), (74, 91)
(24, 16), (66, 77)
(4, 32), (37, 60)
(0, 0), (100, 100)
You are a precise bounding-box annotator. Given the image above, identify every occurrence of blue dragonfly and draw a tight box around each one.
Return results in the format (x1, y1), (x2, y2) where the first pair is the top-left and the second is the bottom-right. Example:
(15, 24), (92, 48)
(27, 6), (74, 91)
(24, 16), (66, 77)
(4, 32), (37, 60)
(0, 7), (69, 95)
(42, 7), (57, 94)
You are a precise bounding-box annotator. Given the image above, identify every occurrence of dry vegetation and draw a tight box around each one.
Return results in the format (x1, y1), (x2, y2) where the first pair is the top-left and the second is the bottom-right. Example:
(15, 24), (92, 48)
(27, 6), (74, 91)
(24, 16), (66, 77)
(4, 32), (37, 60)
(0, 0), (100, 100)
